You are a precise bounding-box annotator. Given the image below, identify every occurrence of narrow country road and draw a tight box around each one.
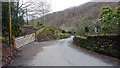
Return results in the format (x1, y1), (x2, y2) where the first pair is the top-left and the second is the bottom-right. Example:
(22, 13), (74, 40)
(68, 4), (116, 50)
(9, 36), (119, 66)
(20, 27), (37, 35)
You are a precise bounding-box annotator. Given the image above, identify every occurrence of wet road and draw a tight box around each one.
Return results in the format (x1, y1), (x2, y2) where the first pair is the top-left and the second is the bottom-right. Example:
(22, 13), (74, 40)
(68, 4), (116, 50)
(9, 36), (119, 66)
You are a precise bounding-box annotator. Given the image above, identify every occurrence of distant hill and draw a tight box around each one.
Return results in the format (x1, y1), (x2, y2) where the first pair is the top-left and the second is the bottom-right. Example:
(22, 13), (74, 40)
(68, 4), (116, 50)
(29, 2), (118, 31)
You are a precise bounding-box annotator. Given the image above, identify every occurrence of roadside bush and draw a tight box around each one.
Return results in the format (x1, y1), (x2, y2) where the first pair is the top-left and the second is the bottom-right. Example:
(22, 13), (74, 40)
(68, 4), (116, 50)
(49, 28), (54, 32)
(12, 29), (22, 37)
(62, 30), (66, 33)
(75, 28), (86, 36)
(0, 37), (2, 40)
(101, 26), (109, 34)
(11, 24), (23, 37)
(66, 31), (72, 34)
(85, 27), (89, 33)
(37, 33), (45, 41)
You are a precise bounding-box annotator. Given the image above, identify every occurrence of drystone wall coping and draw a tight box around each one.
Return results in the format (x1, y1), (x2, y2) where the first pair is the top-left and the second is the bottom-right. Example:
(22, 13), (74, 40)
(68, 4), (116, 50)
(15, 28), (45, 49)
(15, 33), (35, 48)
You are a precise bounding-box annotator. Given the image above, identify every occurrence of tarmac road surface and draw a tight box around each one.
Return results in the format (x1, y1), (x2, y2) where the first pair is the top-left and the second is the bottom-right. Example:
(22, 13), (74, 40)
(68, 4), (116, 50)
(9, 36), (119, 66)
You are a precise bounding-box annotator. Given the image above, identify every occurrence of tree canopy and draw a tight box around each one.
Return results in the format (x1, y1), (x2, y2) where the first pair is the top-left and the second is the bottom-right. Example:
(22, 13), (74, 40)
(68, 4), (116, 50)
(2, 2), (24, 37)
(99, 6), (120, 27)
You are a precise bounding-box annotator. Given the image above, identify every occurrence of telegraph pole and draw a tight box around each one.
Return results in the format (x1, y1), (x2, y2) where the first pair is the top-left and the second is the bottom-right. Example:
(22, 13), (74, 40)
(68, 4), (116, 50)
(8, 0), (12, 45)
(8, 0), (13, 58)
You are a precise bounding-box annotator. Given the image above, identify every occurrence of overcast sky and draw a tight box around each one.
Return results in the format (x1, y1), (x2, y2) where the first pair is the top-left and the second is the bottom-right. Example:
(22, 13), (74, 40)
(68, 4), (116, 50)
(21, 0), (91, 13)
(21, 0), (91, 20)
(48, 0), (91, 12)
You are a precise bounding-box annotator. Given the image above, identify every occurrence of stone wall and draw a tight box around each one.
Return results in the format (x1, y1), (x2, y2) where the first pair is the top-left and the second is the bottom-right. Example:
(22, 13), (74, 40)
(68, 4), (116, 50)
(14, 28), (44, 49)
(73, 35), (120, 59)
(15, 33), (35, 48)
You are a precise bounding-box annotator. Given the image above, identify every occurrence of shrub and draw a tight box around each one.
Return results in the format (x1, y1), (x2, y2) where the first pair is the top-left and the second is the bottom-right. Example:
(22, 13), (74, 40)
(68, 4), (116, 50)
(85, 27), (89, 32)
(12, 29), (22, 37)
(0, 37), (2, 40)
(100, 6), (120, 27)
(62, 30), (66, 33)
(45, 27), (54, 32)
(101, 26), (109, 34)
(67, 31), (72, 34)
(75, 28), (85, 36)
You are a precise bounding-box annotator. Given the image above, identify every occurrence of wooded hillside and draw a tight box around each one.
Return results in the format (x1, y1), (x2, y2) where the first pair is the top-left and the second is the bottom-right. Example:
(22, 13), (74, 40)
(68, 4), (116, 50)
(29, 2), (118, 31)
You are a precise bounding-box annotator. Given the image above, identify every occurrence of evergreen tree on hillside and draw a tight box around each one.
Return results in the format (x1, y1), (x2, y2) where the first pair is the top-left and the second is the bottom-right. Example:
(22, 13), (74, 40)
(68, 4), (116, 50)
(2, 2), (24, 37)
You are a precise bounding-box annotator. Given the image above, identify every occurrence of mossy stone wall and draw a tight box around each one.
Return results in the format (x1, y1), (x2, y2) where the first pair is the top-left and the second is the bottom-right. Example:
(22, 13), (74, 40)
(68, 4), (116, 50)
(73, 35), (120, 59)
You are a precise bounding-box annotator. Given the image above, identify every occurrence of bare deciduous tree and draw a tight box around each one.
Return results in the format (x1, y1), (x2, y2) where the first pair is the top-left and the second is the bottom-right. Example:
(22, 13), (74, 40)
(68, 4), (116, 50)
(20, 0), (51, 24)
(36, 0), (51, 24)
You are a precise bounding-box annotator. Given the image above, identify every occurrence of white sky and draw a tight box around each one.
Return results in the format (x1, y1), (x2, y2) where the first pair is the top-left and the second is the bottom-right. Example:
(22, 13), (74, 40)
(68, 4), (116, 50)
(21, 0), (91, 13)
(48, 0), (91, 12)
(21, 0), (91, 20)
